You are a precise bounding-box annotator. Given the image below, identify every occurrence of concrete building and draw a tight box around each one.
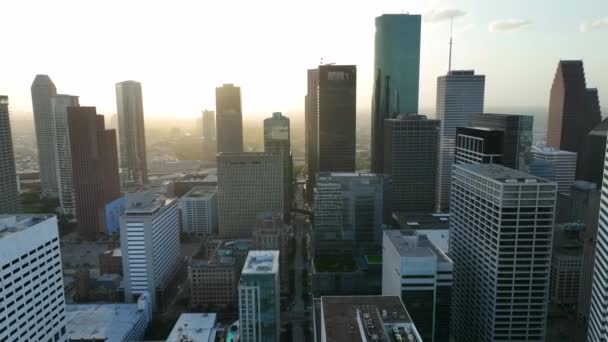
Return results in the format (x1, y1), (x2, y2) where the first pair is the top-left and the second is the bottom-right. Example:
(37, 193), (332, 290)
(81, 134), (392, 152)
(66, 292), (152, 341)
(99, 247), (123, 275)
(550, 223), (583, 306)
(384, 114), (439, 212)
(52, 94), (80, 216)
(531, 147), (577, 193)
(305, 69), (319, 202)
(450, 164), (556, 341)
(239, 251), (280, 342)
(312, 295), (423, 342)
(264, 112), (292, 220)
(217, 153), (283, 238)
(31, 74), (59, 197)
(0, 215), (67, 342)
(116, 80), (148, 184)
(216, 84), (243, 154)
(392, 212), (450, 253)
(382, 230), (452, 342)
(0, 96), (20, 214)
(371, 14), (421, 174)
(181, 186), (218, 236)
(167, 313), (218, 342)
(455, 127), (503, 165)
(120, 190), (182, 310)
(435, 70), (485, 211)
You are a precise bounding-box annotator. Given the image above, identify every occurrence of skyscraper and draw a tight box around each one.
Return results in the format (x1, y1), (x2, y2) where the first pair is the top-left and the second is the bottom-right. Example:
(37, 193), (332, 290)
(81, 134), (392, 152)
(371, 14), (421, 173)
(31, 74), (58, 197)
(202, 109), (216, 140)
(305, 69), (319, 203)
(450, 164), (556, 341)
(217, 153), (283, 238)
(52, 94), (80, 216)
(317, 65), (356, 172)
(238, 251), (280, 342)
(216, 84), (243, 154)
(68, 107), (121, 240)
(577, 118), (608, 187)
(116, 80), (148, 184)
(546, 60), (601, 154)
(264, 112), (291, 220)
(531, 147), (577, 194)
(384, 114), (439, 212)
(454, 127), (503, 165)
(435, 70), (485, 211)
(0, 96), (20, 214)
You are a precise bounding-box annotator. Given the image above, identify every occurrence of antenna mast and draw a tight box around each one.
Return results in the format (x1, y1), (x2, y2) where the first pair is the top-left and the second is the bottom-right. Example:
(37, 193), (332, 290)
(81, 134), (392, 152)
(448, 16), (454, 73)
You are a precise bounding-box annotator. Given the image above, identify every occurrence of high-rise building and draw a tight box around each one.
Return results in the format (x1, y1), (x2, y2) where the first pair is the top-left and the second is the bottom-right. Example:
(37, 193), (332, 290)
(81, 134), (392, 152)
(371, 14), (421, 173)
(31, 74), (58, 197)
(317, 65), (356, 172)
(52, 95), (80, 216)
(238, 251), (280, 342)
(202, 109), (216, 140)
(0, 96), (20, 214)
(549, 223), (583, 306)
(68, 107), (121, 240)
(546, 60), (601, 154)
(435, 70), (485, 211)
(450, 164), (556, 341)
(116, 80), (148, 184)
(120, 190), (181, 310)
(469, 113), (533, 170)
(382, 230), (452, 342)
(264, 112), (292, 220)
(180, 186), (218, 236)
(578, 118), (608, 187)
(216, 84), (243, 154)
(454, 127), (503, 165)
(0, 214), (67, 342)
(305, 69), (319, 203)
(530, 147), (577, 194)
(217, 153), (283, 238)
(384, 114), (439, 212)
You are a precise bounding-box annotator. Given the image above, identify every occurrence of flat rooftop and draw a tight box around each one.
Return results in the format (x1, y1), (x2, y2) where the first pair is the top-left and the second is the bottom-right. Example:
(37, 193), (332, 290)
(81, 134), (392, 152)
(0, 214), (53, 239)
(66, 303), (147, 341)
(384, 230), (451, 263)
(184, 186), (217, 199)
(167, 313), (217, 342)
(242, 250), (279, 274)
(124, 189), (176, 214)
(392, 212), (449, 230)
(456, 163), (553, 184)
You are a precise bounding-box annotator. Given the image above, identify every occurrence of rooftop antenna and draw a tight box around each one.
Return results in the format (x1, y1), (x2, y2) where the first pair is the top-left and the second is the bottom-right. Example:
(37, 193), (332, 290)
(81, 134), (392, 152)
(448, 16), (454, 73)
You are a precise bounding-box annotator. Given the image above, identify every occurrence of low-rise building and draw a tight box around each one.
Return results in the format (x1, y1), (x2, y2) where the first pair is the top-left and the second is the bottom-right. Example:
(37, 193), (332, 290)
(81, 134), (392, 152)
(167, 313), (218, 342)
(99, 247), (123, 275)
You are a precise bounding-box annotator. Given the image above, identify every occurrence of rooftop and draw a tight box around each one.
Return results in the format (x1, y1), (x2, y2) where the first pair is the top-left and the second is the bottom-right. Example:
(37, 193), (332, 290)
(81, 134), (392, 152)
(176, 171), (217, 183)
(66, 303), (148, 341)
(242, 250), (279, 274)
(532, 147), (577, 156)
(166, 313), (217, 342)
(124, 189), (176, 214)
(0, 214), (54, 239)
(101, 247), (122, 257)
(184, 186), (217, 199)
(456, 163), (553, 184)
(392, 212), (449, 230)
(384, 230), (451, 263)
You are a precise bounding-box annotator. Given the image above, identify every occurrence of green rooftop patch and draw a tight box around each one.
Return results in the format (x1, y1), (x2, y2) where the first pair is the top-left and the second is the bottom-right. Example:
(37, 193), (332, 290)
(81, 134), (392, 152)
(366, 255), (382, 264)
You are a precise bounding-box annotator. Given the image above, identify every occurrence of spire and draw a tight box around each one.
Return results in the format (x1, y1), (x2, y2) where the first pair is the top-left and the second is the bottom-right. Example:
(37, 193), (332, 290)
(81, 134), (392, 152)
(448, 16), (454, 73)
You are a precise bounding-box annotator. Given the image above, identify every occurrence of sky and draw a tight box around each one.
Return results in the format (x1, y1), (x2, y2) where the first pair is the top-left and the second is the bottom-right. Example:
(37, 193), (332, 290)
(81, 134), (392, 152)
(1, 0), (607, 118)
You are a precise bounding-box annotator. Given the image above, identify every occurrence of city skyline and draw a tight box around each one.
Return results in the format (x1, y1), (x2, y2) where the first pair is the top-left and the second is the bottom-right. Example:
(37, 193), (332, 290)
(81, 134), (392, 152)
(1, 0), (607, 117)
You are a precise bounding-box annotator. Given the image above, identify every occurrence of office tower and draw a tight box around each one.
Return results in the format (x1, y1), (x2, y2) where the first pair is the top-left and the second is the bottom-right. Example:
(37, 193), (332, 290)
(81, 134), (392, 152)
(470, 113), (534, 170)
(530, 147), (577, 193)
(314, 172), (385, 255)
(384, 114), (439, 212)
(450, 164), (556, 341)
(305, 69), (319, 203)
(31, 74), (58, 197)
(549, 223), (583, 306)
(202, 109), (216, 140)
(578, 118), (608, 186)
(382, 230), (452, 342)
(546, 60), (601, 154)
(0, 96), (19, 214)
(180, 186), (217, 236)
(217, 153), (283, 238)
(116, 80), (148, 184)
(0, 215), (67, 342)
(216, 84), (243, 153)
(435, 70), (485, 211)
(120, 190), (181, 310)
(52, 94), (80, 216)
(238, 251), (280, 342)
(68, 107), (121, 239)
(253, 213), (289, 288)
(454, 127), (503, 164)
(264, 112), (292, 220)
(371, 14), (421, 173)
(312, 296), (423, 342)
(317, 65), (356, 172)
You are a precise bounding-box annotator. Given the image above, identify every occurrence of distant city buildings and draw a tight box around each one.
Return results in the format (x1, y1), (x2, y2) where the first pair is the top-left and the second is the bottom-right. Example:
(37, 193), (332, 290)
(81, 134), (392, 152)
(264, 112), (292, 220)
(435, 70), (485, 211)
(116, 80), (148, 185)
(371, 14), (421, 174)
(531, 147), (577, 193)
(202, 109), (217, 161)
(216, 84), (243, 154)
(0, 96), (20, 214)
(181, 186), (218, 236)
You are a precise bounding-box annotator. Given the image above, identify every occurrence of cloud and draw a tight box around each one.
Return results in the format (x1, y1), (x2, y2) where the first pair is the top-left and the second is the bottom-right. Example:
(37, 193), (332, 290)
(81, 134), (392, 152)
(424, 9), (466, 23)
(580, 17), (608, 32)
(488, 19), (532, 32)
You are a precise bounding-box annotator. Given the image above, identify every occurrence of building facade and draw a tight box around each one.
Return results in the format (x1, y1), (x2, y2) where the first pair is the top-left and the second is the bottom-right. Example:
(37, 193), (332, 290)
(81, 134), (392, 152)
(578, 118), (608, 187)
(549, 224), (583, 306)
(531, 147), (577, 194)
(0, 96), (20, 214)
(31, 74), (58, 197)
(216, 84), (243, 154)
(454, 127), (503, 165)
(305, 69), (319, 203)
(116, 80), (148, 185)
(181, 186), (218, 236)
(264, 112), (292, 221)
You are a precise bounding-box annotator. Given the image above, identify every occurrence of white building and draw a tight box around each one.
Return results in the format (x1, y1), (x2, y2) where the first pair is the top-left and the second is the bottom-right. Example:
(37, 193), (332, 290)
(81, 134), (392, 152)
(450, 164), (556, 341)
(531, 147), (577, 193)
(435, 70), (485, 211)
(382, 230), (452, 342)
(0, 214), (67, 342)
(120, 189), (182, 310)
(66, 292), (152, 341)
(239, 251), (280, 342)
(181, 186), (218, 236)
(167, 313), (218, 342)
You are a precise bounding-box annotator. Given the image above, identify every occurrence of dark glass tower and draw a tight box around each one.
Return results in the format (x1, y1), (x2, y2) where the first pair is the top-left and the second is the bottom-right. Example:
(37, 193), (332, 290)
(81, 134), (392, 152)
(455, 127), (503, 165)
(215, 84), (243, 154)
(577, 117), (607, 187)
(264, 112), (292, 221)
(305, 69), (319, 203)
(0, 96), (20, 214)
(116, 80), (148, 184)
